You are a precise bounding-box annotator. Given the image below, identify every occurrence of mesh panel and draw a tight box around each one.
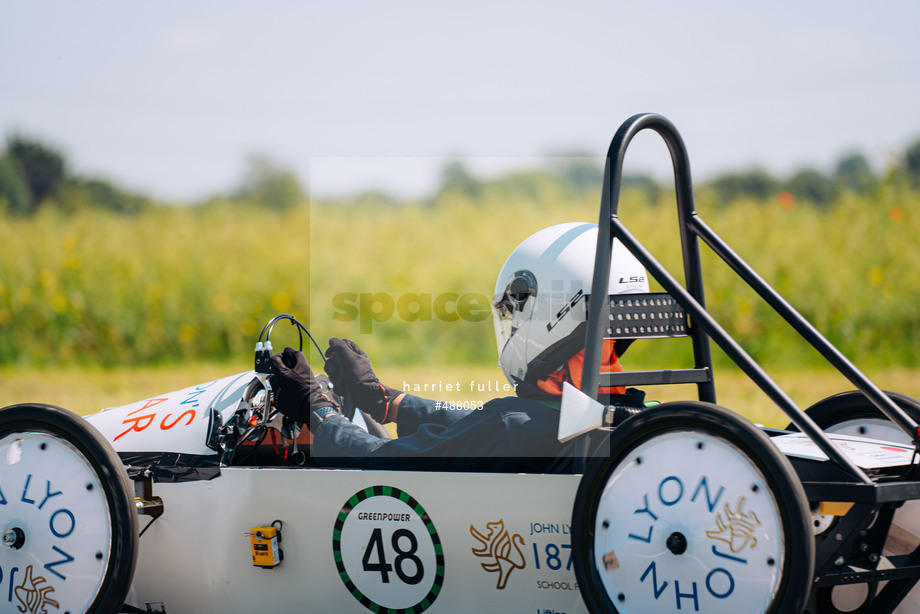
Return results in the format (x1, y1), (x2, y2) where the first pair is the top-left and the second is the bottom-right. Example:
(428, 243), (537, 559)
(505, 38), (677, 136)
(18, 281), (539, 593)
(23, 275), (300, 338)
(597, 292), (690, 339)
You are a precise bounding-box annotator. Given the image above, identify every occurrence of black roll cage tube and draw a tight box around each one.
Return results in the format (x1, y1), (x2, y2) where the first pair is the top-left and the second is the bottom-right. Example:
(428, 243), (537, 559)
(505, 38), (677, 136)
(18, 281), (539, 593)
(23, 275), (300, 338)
(581, 112), (919, 483)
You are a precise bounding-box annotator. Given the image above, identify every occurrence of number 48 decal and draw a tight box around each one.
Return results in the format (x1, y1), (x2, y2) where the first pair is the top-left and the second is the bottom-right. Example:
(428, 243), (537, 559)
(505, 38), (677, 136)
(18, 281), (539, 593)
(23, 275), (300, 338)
(362, 527), (424, 585)
(333, 486), (445, 614)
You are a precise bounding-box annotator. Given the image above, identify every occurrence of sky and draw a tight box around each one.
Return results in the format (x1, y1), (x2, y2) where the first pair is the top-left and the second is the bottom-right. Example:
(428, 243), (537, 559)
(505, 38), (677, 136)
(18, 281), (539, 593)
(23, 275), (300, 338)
(1, 1), (919, 201)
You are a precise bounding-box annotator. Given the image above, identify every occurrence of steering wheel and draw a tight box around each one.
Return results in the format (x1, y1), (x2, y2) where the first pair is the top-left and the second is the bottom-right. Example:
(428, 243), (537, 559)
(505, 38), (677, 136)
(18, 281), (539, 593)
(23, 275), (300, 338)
(251, 314), (391, 439)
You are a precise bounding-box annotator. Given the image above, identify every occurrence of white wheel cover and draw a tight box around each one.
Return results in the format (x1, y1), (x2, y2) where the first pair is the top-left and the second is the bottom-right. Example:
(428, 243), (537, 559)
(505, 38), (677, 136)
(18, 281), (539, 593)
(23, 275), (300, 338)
(593, 430), (785, 613)
(1, 431), (113, 613)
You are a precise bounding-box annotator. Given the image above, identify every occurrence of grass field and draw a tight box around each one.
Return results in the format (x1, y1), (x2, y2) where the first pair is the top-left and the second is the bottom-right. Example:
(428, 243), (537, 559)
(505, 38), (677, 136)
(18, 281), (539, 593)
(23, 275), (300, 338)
(1, 185), (918, 371)
(3, 363), (918, 430)
(1, 175), (917, 437)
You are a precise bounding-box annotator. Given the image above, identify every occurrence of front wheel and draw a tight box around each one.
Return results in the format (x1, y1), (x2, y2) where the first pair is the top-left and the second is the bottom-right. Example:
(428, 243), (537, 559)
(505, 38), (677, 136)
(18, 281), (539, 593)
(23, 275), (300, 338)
(0, 403), (138, 614)
(572, 401), (813, 614)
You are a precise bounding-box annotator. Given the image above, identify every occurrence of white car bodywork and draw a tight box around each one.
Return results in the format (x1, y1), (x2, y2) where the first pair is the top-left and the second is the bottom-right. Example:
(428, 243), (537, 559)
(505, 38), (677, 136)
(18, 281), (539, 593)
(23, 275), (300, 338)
(82, 373), (589, 614)
(66, 372), (920, 614)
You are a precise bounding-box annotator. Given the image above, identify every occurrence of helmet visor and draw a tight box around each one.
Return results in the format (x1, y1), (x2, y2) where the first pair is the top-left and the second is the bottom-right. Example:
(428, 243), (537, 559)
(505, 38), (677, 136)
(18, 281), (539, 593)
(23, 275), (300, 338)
(491, 270), (537, 364)
(491, 293), (516, 364)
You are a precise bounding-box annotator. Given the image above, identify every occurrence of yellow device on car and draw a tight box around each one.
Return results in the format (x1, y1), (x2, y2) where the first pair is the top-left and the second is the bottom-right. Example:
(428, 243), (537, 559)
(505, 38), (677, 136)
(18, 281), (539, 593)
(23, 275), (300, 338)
(246, 520), (283, 569)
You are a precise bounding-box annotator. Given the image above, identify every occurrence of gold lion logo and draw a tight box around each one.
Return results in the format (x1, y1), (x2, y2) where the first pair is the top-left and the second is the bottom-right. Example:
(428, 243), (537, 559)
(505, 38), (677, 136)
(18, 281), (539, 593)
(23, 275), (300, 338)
(470, 519), (526, 589)
(706, 496), (762, 553)
(14, 565), (60, 614)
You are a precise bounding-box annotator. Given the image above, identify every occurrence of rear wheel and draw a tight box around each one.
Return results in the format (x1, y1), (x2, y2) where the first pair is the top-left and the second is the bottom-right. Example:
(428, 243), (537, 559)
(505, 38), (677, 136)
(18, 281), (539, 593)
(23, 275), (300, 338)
(785, 390), (920, 443)
(787, 391), (920, 614)
(0, 404), (138, 614)
(572, 401), (813, 614)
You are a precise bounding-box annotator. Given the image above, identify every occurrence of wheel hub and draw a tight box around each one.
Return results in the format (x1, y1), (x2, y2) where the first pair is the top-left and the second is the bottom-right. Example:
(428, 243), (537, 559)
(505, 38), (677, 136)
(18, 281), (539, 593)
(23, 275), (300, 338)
(666, 531), (687, 555)
(2, 527), (26, 549)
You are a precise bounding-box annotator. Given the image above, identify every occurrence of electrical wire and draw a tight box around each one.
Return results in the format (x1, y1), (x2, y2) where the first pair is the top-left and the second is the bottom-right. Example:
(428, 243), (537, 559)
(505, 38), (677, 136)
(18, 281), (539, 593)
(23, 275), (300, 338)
(233, 426), (269, 466)
(223, 313), (323, 468)
(259, 314), (325, 362)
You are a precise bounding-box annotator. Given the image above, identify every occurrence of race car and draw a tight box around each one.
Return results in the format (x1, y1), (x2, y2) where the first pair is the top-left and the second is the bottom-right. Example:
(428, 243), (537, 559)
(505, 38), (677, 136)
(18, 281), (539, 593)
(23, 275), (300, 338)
(2, 113), (920, 614)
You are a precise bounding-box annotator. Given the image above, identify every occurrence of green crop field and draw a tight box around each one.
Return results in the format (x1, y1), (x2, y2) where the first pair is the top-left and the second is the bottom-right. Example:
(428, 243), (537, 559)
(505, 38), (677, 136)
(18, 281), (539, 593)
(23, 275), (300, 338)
(310, 187), (920, 371)
(1, 182), (918, 428)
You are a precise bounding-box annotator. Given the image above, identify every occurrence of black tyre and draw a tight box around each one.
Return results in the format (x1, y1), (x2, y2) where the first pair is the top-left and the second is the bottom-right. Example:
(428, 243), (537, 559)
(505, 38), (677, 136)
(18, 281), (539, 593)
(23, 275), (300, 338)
(572, 401), (813, 614)
(785, 390), (920, 445)
(786, 391), (920, 614)
(0, 403), (138, 614)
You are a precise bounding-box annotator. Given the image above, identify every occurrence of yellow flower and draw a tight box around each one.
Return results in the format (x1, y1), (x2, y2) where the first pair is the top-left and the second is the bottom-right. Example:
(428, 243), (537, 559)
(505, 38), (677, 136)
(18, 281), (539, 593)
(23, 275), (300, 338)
(868, 266), (883, 286)
(39, 269), (55, 288)
(51, 294), (68, 314)
(212, 292), (231, 313)
(270, 292), (291, 313)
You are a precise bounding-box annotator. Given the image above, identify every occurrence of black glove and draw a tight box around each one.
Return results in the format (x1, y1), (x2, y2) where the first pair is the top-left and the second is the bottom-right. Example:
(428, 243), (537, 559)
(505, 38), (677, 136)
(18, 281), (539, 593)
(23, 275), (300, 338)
(270, 347), (338, 429)
(324, 338), (402, 423)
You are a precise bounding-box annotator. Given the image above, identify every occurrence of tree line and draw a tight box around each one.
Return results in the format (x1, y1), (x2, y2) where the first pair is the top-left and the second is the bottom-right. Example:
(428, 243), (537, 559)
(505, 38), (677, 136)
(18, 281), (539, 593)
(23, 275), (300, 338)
(436, 143), (920, 208)
(0, 135), (154, 216)
(2, 133), (920, 215)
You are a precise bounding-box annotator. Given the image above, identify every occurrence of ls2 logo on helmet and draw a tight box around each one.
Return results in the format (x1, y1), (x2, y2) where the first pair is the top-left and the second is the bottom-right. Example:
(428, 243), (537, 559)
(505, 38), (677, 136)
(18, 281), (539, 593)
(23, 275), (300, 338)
(546, 290), (585, 332)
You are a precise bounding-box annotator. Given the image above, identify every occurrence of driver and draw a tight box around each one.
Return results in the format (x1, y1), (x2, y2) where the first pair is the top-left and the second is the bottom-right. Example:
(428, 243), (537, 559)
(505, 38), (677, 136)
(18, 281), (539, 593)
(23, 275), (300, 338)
(270, 222), (649, 472)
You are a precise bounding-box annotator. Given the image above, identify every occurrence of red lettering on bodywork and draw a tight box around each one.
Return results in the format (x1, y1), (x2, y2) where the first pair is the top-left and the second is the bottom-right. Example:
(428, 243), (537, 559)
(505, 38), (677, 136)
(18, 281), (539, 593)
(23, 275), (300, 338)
(160, 410), (196, 430)
(115, 413), (157, 441)
(113, 398), (169, 441)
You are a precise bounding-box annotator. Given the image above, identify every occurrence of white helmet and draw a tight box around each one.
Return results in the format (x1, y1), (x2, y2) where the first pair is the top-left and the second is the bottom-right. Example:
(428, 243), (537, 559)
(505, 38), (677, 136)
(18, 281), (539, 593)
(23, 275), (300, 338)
(492, 222), (649, 388)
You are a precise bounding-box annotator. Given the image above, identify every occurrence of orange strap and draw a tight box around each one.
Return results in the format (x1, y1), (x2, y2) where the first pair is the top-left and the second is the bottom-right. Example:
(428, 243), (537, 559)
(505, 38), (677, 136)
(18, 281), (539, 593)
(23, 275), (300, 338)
(536, 339), (626, 396)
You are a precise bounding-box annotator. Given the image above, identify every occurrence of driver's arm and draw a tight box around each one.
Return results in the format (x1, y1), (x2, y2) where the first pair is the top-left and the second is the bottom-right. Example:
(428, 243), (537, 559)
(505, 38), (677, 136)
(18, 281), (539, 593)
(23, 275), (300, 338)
(384, 392), (406, 422)
(322, 337), (474, 433)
